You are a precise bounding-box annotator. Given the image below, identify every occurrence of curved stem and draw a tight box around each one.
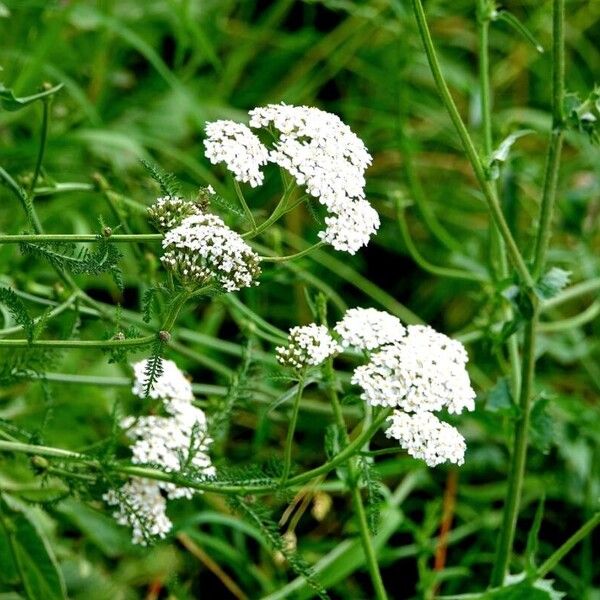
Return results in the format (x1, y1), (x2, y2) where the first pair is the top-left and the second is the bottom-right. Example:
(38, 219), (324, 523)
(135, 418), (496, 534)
(411, 0), (533, 289)
(233, 179), (257, 231)
(544, 278), (600, 310)
(259, 241), (325, 263)
(397, 201), (485, 282)
(539, 300), (600, 332)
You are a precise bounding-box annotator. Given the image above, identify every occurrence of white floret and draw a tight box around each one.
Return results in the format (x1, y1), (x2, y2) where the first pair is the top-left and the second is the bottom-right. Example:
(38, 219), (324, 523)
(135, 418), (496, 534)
(335, 308), (406, 351)
(276, 323), (340, 370)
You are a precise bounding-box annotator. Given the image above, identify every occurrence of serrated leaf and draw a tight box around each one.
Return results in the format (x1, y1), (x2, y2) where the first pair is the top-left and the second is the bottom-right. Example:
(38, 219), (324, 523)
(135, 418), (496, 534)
(535, 268), (571, 300)
(486, 377), (519, 417)
(0, 83), (63, 111)
(0, 288), (35, 342)
(484, 575), (566, 600)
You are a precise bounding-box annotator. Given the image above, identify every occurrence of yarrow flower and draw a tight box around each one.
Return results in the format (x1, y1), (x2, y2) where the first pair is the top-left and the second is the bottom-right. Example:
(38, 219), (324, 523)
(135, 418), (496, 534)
(204, 120), (269, 187)
(248, 103), (379, 254)
(384, 410), (467, 467)
(276, 324), (340, 370)
(202, 104), (380, 254)
(351, 324), (475, 415)
(334, 307), (406, 352)
(147, 196), (202, 232)
(105, 359), (215, 544)
(161, 213), (261, 291)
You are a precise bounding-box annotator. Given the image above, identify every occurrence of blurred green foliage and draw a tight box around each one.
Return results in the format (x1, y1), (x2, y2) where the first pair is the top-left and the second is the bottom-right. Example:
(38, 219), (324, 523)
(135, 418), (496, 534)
(0, 0), (599, 598)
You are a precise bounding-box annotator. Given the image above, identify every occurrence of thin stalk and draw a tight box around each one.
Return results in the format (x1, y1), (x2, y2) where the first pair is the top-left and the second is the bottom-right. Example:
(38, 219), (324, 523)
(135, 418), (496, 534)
(410, 0), (533, 289)
(0, 233), (162, 244)
(322, 356), (388, 600)
(29, 96), (50, 196)
(233, 179), (257, 231)
(280, 377), (305, 483)
(537, 511), (600, 578)
(397, 202), (485, 282)
(0, 334), (155, 349)
(532, 0), (565, 278)
(543, 277), (600, 310)
(259, 242), (325, 263)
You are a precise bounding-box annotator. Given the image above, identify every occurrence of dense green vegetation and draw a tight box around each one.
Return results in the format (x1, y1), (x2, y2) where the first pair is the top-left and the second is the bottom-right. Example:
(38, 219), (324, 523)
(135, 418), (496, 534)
(0, 1), (599, 598)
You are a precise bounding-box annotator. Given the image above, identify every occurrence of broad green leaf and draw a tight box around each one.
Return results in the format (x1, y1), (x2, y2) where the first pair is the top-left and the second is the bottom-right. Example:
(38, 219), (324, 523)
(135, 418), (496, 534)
(0, 498), (66, 600)
(0, 83), (63, 112)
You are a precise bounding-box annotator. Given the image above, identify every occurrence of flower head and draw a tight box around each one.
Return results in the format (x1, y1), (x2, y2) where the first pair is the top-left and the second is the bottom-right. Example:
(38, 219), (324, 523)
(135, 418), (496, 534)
(247, 103), (379, 254)
(334, 307), (406, 351)
(147, 196), (203, 232)
(161, 213), (261, 291)
(385, 410), (466, 467)
(204, 120), (269, 187)
(276, 324), (340, 370)
(351, 325), (475, 414)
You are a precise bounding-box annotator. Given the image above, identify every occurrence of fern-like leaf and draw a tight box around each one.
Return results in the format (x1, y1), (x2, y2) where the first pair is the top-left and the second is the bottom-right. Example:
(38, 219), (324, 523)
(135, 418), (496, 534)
(229, 496), (330, 599)
(0, 287), (35, 341)
(141, 159), (181, 197)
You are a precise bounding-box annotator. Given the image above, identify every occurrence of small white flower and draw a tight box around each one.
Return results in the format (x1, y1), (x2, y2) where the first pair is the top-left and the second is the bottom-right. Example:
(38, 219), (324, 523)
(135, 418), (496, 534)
(103, 478), (173, 545)
(351, 325), (475, 414)
(334, 307), (406, 351)
(276, 324), (340, 370)
(161, 213), (261, 291)
(204, 120), (269, 187)
(385, 410), (466, 467)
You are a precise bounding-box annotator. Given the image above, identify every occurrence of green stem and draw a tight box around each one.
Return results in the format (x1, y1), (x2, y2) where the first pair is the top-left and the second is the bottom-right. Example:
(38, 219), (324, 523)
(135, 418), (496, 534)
(491, 0), (565, 585)
(0, 233), (162, 244)
(491, 315), (538, 585)
(280, 378), (305, 483)
(543, 278), (600, 310)
(233, 179), (257, 231)
(29, 97), (50, 196)
(410, 0), (533, 290)
(321, 354), (388, 600)
(259, 241), (325, 263)
(532, 0), (564, 278)
(537, 511), (600, 578)
(243, 184), (294, 240)
(396, 201), (485, 282)
(0, 334), (155, 349)
(0, 413), (389, 496)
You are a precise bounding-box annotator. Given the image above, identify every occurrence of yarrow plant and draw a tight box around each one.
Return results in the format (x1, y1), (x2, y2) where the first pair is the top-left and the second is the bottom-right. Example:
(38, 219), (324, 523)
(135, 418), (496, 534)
(1, 2), (597, 594)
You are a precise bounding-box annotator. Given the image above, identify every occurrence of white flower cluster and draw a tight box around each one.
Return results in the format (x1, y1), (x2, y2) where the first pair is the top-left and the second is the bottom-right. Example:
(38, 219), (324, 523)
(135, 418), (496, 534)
(384, 410), (467, 467)
(331, 308), (474, 467)
(351, 325), (475, 415)
(203, 104), (379, 254)
(334, 307), (406, 351)
(204, 120), (269, 187)
(147, 196), (202, 232)
(161, 213), (261, 291)
(104, 359), (215, 544)
(276, 324), (340, 371)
